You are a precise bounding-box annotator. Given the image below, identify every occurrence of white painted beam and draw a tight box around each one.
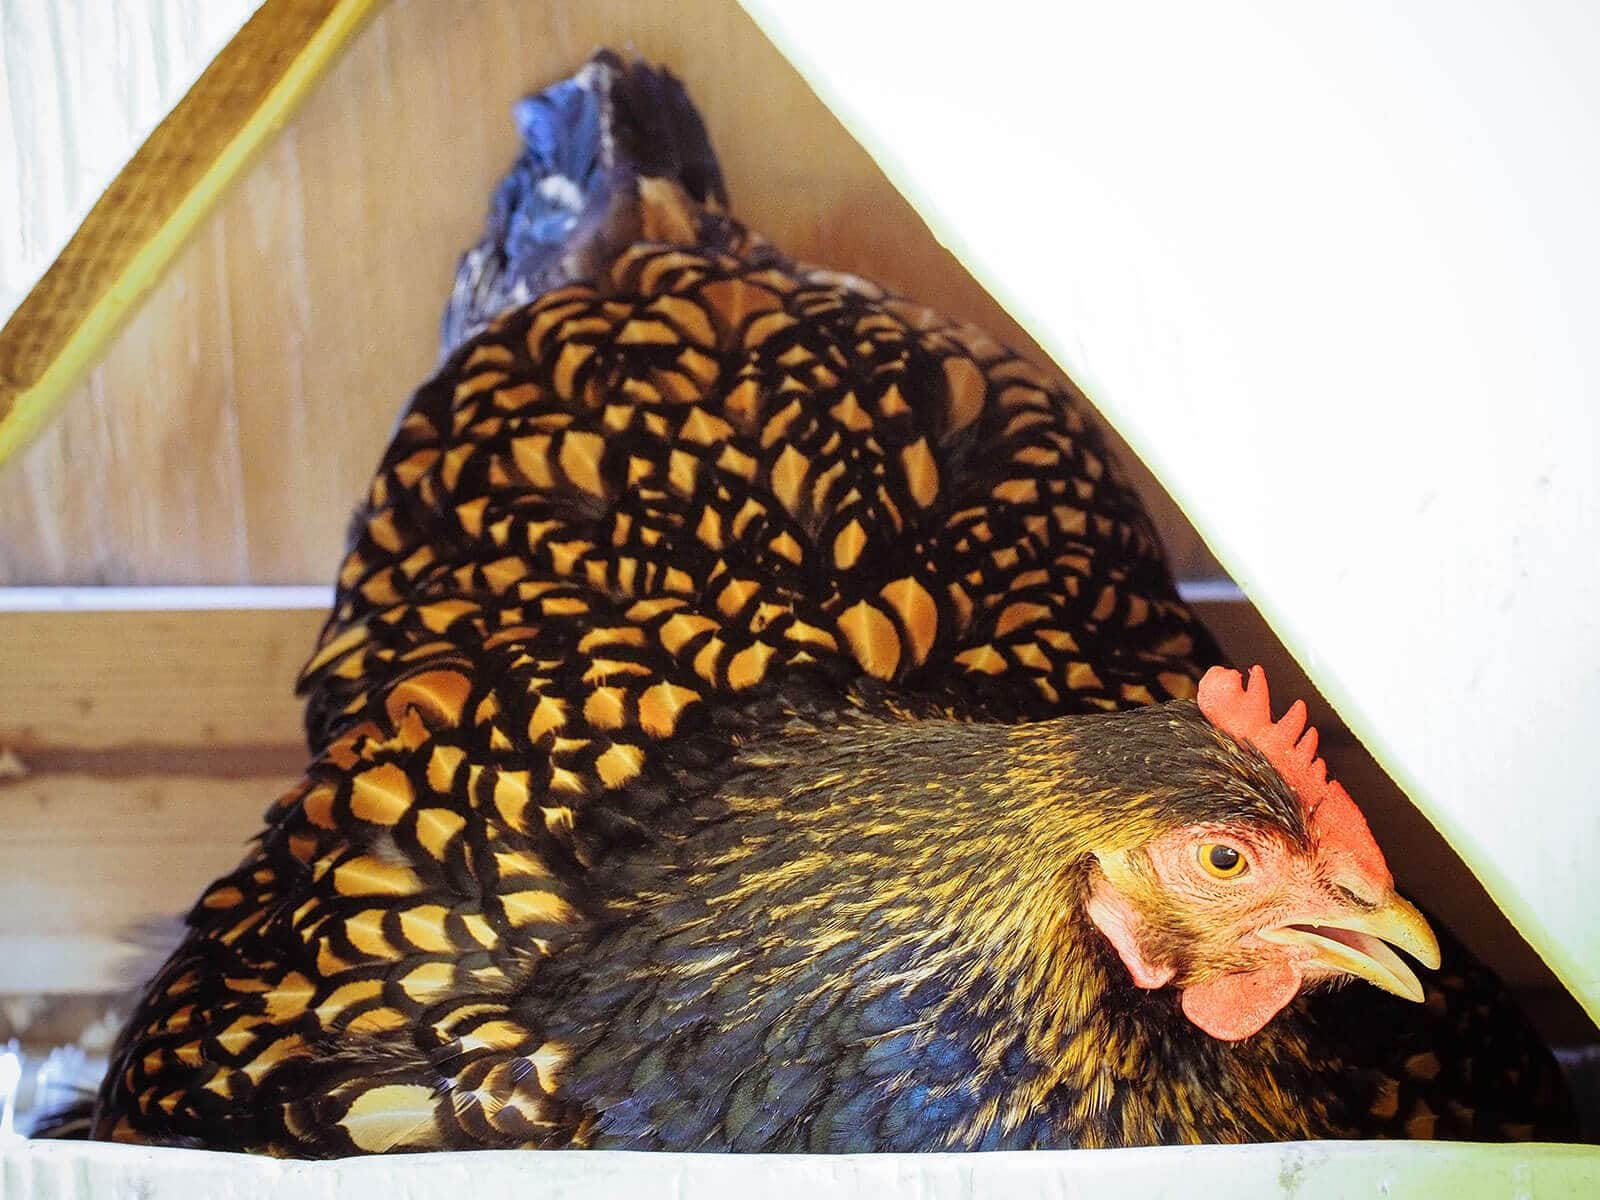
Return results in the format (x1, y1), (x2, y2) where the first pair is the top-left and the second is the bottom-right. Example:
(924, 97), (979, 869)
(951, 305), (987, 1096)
(739, 0), (1600, 1021)
(3, 1139), (1600, 1198)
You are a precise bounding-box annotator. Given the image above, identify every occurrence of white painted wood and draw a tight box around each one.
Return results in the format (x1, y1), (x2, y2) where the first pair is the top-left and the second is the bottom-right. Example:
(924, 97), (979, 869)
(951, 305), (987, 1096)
(0, 585), (331, 612)
(0, 582), (1248, 612)
(4, 1139), (1600, 1199)
(739, 0), (1600, 1023)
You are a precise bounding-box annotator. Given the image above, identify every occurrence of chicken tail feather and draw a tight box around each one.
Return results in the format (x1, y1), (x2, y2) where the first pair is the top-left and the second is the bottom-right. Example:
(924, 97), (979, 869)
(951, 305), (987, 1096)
(440, 50), (729, 357)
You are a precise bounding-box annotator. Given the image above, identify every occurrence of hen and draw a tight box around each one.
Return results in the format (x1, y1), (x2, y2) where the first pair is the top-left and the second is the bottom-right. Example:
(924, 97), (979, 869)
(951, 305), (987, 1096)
(92, 53), (1575, 1154)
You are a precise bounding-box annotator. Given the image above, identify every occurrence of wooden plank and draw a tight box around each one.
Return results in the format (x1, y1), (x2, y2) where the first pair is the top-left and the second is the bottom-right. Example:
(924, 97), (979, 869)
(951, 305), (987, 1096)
(0, 606), (312, 992)
(0, 774), (293, 993)
(0, 609), (322, 752)
(0, 0), (1220, 585)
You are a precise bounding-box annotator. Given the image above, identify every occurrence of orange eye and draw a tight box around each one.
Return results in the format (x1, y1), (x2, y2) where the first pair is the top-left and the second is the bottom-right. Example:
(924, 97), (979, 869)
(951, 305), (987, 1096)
(1198, 842), (1248, 879)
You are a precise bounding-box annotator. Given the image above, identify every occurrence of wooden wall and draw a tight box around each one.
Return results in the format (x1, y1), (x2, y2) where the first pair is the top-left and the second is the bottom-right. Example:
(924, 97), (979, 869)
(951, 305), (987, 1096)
(0, 609), (311, 992)
(0, 0), (1217, 586)
(0, 601), (1561, 1001)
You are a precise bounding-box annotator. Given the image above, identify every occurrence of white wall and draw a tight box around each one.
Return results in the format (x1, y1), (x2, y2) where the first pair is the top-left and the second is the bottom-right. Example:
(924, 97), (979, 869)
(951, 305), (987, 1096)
(740, 0), (1600, 1021)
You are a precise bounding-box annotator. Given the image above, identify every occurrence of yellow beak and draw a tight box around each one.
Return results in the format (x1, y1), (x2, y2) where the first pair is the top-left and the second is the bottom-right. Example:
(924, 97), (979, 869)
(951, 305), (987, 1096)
(1259, 891), (1442, 1002)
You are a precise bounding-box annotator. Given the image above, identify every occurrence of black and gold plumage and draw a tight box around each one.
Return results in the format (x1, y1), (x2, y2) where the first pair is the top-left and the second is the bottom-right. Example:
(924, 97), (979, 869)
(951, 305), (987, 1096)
(93, 54), (1575, 1155)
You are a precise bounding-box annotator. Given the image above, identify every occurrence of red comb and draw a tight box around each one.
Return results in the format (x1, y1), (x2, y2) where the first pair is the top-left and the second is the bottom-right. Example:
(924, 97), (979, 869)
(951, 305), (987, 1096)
(1197, 665), (1390, 886)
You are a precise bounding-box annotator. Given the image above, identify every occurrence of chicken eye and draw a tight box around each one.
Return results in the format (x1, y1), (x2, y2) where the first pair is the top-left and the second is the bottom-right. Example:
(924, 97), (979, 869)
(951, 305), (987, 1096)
(1198, 842), (1248, 879)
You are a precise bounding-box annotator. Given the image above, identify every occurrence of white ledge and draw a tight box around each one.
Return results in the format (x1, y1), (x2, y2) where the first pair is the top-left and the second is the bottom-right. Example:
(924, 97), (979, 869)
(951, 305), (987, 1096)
(3, 1138), (1598, 1199)
(0, 581), (1251, 614)
(0, 586), (335, 612)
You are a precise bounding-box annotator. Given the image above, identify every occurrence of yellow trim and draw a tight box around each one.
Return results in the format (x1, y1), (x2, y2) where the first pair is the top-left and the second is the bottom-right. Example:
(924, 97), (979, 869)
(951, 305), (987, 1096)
(0, 0), (384, 467)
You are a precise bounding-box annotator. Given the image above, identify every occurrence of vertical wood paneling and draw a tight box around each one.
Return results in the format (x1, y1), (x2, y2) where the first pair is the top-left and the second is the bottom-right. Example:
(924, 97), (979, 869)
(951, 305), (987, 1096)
(0, 0), (1221, 586)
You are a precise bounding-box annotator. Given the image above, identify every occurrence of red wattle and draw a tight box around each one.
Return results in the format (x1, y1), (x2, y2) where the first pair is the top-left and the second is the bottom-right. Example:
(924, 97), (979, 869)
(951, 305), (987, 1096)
(1180, 962), (1303, 1040)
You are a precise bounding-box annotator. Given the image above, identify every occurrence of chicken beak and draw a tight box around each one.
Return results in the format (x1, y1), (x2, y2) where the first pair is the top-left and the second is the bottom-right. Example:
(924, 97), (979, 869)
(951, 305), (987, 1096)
(1259, 891), (1442, 1002)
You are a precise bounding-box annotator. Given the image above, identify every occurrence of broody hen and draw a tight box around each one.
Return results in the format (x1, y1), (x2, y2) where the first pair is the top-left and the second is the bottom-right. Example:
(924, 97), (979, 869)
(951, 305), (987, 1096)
(92, 54), (1575, 1154)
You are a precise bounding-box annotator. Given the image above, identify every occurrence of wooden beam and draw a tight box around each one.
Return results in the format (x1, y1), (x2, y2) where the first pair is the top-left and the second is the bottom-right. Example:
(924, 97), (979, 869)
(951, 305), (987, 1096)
(0, 601), (1568, 999)
(0, 609), (321, 752)
(0, 607), (316, 992)
(0, 776), (290, 993)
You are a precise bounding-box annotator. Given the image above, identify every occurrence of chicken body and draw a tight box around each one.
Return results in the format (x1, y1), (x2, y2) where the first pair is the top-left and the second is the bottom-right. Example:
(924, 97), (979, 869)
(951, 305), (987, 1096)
(93, 54), (1575, 1155)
